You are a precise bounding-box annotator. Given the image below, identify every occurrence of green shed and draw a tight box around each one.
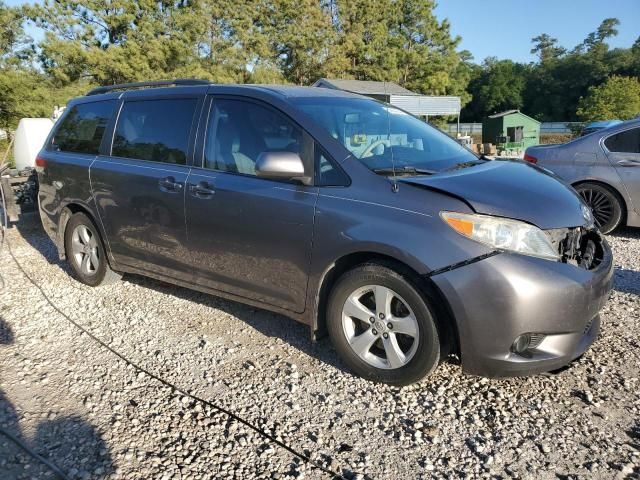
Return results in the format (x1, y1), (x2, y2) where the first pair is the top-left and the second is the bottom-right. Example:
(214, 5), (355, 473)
(482, 110), (540, 152)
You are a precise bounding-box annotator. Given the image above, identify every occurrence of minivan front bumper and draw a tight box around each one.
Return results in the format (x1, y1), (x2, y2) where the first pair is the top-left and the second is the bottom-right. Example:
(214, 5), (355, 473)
(431, 243), (613, 377)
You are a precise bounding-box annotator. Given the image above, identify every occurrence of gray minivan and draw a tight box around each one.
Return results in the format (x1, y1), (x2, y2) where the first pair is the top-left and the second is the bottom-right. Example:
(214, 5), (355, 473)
(36, 80), (613, 385)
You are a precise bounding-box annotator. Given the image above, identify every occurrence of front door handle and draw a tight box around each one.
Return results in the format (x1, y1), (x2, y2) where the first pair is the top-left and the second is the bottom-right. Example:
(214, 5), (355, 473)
(617, 159), (640, 167)
(159, 176), (183, 192)
(189, 181), (215, 198)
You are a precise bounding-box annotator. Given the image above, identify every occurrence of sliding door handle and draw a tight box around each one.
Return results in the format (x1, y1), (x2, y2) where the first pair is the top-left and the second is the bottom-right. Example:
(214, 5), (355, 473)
(159, 176), (183, 192)
(189, 181), (215, 198)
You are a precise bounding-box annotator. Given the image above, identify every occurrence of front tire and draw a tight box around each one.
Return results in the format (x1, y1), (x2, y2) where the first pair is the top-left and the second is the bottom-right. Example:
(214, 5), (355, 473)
(575, 182), (623, 234)
(327, 263), (440, 386)
(64, 212), (121, 287)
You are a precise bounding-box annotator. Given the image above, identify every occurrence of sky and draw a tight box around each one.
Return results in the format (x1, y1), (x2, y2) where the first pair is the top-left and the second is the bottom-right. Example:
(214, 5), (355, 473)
(6, 0), (640, 65)
(434, 0), (640, 63)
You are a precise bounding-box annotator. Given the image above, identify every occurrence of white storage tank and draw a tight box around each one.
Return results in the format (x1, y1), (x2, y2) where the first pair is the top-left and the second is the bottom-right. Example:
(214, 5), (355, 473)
(13, 118), (54, 171)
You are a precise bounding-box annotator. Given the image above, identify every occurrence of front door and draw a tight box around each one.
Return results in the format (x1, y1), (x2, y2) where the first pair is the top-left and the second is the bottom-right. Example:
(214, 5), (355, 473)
(91, 96), (201, 279)
(604, 126), (640, 216)
(184, 97), (317, 313)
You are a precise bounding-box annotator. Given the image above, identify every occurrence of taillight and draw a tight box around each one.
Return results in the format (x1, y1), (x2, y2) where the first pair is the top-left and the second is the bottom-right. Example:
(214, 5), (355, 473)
(523, 152), (537, 164)
(35, 156), (46, 168)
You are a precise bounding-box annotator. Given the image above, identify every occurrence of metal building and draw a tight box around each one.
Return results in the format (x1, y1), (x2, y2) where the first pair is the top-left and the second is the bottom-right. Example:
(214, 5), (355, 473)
(312, 79), (461, 128)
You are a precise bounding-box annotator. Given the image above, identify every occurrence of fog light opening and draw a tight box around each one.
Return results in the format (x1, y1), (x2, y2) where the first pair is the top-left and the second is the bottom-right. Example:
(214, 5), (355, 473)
(511, 333), (546, 356)
(511, 334), (531, 354)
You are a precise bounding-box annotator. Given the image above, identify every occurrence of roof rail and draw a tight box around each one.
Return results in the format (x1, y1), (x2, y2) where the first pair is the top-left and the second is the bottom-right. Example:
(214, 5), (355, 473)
(87, 79), (211, 96)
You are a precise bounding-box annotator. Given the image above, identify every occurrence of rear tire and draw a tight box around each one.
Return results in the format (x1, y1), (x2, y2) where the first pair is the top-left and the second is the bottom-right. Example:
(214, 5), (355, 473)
(575, 182), (623, 234)
(327, 263), (440, 386)
(64, 212), (121, 287)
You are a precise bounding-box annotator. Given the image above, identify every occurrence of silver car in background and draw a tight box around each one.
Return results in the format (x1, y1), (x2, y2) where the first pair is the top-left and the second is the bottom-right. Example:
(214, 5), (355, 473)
(525, 119), (640, 233)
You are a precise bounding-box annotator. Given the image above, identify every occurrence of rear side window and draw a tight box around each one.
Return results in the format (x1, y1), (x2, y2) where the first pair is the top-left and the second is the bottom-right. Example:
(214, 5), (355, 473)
(604, 128), (640, 153)
(112, 98), (197, 165)
(51, 100), (116, 154)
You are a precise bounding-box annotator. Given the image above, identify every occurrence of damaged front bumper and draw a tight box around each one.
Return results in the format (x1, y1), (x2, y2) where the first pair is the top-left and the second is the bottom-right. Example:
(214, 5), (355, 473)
(430, 240), (613, 377)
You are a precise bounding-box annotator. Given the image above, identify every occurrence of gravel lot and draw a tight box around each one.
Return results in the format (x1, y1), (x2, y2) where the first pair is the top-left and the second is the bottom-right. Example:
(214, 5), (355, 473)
(0, 211), (639, 480)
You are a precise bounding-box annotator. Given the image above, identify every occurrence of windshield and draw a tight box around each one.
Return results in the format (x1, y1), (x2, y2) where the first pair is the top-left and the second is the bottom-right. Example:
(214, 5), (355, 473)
(294, 97), (479, 172)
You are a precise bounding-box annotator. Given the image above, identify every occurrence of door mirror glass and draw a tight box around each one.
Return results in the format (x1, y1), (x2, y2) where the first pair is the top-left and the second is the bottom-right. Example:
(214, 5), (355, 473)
(255, 151), (312, 185)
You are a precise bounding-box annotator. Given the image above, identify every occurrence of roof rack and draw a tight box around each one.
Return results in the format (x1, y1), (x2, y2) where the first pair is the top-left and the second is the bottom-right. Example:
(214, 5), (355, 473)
(87, 79), (211, 96)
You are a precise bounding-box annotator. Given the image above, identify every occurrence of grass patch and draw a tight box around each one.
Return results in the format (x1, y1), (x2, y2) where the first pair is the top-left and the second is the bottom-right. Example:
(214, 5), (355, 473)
(540, 133), (573, 145)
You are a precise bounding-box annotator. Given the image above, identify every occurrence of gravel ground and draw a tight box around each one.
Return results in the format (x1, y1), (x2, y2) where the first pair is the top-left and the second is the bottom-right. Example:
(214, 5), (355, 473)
(0, 211), (639, 480)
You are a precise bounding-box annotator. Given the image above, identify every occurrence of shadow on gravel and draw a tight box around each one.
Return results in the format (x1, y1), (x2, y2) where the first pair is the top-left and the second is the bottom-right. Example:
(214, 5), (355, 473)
(609, 226), (640, 240)
(607, 227), (640, 296)
(13, 208), (455, 376)
(0, 317), (114, 479)
(12, 211), (65, 267)
(0, 315), (14, 344)
(12, 212), (353, 376)
(125, 272), (352, 374)
(614, 268), (640, 295)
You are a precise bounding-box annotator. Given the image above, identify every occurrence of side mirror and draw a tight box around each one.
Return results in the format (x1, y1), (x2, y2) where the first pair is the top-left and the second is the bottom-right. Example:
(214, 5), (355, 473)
(255, 151), (312, 186)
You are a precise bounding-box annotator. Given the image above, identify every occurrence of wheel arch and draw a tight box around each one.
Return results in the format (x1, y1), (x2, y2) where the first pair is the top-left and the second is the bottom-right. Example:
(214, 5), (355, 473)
(57, 202), (111, 264)
(313, 252), (459, 359)
(572, 179), (628, 226)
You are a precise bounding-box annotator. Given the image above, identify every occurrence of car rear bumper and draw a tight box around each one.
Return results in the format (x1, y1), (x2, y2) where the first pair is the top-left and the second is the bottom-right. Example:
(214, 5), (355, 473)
(431, 243), (613, 377)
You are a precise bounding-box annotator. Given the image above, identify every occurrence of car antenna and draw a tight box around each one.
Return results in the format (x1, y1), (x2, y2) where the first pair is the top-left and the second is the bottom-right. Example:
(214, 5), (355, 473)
(384, 81), (399, 193)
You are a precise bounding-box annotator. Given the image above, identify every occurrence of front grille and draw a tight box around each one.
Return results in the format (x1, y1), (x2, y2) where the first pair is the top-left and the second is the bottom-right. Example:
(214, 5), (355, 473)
(583, 318), (593, 335)
(546, 227), (604, 270)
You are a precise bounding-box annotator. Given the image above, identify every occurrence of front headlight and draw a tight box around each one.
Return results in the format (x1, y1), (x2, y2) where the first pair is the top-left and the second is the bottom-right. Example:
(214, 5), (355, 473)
(440, 211), (559, 260)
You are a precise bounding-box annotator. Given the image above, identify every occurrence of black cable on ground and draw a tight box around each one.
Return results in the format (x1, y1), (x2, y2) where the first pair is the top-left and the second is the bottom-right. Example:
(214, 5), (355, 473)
(3, 238), (352, 480)
(0, 426), (72, 480)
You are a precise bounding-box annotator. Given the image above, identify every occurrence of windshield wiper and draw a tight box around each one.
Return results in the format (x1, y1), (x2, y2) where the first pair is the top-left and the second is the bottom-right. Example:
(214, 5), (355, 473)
(443, 159), (487, 172)
(372, 166), (437, 176)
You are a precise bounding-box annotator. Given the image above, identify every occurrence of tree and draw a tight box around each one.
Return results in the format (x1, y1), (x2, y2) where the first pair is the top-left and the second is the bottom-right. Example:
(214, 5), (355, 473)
(0, 2), (47, 130)
(462, 58), (529, 120)
(390, 0), (464, 96)
(576, 76), (640, 121)
(324, 0), (468, 98)
(581, 17), (620, 53)
(530, 34), (565, 63)
(262, 0), (337, 85)
(0, 1), (32, 66)
(28, 0), (210, 84)
(330, 0), (398, 81)
(522, 17), (633, 121)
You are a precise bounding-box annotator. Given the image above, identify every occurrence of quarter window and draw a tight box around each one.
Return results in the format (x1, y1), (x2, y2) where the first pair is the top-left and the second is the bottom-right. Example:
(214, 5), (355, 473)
(604, 128), (640, 154)
(316, 149), (350, 186)
(51, 100), (116, 154)
(112, 98), (197, 164)
(204, 98), (312, 178)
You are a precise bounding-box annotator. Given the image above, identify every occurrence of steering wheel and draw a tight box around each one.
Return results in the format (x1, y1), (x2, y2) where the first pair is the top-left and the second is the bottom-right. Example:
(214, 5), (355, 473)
(360, 140), (388, 158)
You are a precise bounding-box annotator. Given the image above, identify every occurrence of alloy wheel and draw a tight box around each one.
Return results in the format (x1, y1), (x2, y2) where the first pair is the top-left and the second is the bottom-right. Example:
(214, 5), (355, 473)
(578, 187), (614, 230)
(341, 285), (419, 369)
(71, 224), (100, 276)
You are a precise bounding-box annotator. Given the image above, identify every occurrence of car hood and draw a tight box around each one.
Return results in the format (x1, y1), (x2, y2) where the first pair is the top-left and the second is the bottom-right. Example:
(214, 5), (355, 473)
(399, 160), (589, 229)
